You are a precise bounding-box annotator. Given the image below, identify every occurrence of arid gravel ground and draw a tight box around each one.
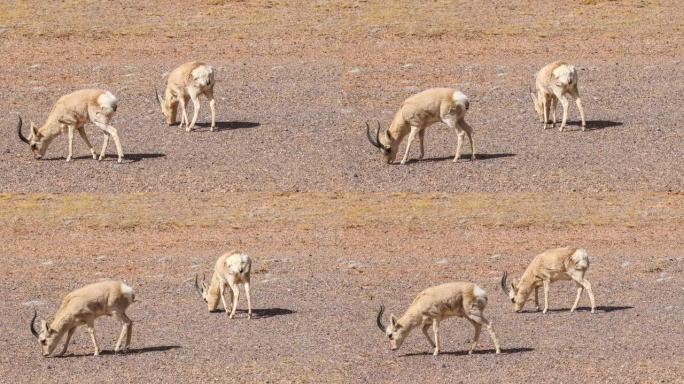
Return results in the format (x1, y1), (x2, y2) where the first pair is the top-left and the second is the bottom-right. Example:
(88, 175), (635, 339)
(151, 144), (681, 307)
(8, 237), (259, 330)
(0, 1), (683, 383)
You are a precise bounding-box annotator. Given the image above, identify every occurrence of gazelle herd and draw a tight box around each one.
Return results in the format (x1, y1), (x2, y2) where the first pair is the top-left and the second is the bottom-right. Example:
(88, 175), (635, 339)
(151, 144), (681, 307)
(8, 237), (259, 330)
(19, 60), (599, 358)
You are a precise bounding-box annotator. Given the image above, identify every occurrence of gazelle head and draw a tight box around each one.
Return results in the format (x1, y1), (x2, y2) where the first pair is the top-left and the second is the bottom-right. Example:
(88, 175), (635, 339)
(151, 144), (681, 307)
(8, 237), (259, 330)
(375, 305), (409, 350)
(365, 121), (397, 164)
(16, 117), (51, 159)
(194, 274), (221, 311)
(30, 309), (62, 356)
(501, 271), (526, 312)
(155, 89), (178, 125)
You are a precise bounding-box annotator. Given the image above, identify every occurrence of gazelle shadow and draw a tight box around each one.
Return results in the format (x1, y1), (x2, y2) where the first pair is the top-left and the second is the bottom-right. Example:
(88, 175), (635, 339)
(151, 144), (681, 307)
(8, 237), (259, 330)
(405, 152), (516, 164)
(209, 308), (295, 319)
(547, 305), (633, 313)
(56, 345), (181, 358)
(565, 120), (623, 131)
(401, 347), (534, 357)
(194, 121), (260, 131)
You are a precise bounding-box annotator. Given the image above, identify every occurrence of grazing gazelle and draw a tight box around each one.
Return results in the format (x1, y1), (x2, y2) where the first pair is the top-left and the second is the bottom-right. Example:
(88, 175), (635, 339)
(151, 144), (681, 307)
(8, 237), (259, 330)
(531, 61), (587, 131)
(16, 89), (123, 162)
(366, 88), (475, 165)
(195, 251), (252, 319)
(29, 280), (135, 357)
(376, 282), (501, 356)
(501, 247), (596, 313)
(156, 61), (216, 131)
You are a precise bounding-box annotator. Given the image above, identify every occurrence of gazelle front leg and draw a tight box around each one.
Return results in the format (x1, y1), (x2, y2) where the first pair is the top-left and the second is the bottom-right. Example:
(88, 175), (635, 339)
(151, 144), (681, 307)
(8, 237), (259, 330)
(417, 129), (425, 160)
(66, 124), (75, 162)
(421, 322), (436, 348)
(178, 96), (189, 130)
(400, 126), (419, 165)
(432, 319), (440, 356)
(219, 284), (230, 316)
(58, 328), (75, 356)
(542, 279), (550, 314)
(534, 286), (540, 311)
(86, 323), (100, 356)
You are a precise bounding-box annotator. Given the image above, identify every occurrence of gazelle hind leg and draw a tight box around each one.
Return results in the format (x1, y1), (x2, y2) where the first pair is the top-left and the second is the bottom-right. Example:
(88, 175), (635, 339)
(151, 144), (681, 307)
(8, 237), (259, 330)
(95, 123), (123, 162)
(205, 89), (216, 131)
(571, 282), (584, 312)
(66, 124), (75, 162)
(459, 119), (476, 160)
(466, 318), (482, 355)
(98, 133), (110, 160)
(77, 127), (96, 159)
(114, 311), (133, 353)
(244, 282), (252, 319)
(229, 283), (240, 319)
(188, 92), (201, 130)
(467, 314), (501, 354)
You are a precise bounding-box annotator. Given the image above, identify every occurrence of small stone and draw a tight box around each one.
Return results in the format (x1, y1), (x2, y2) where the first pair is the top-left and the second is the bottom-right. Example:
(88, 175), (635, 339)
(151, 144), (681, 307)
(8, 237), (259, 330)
(348, 68), (361, 74)
(23, 300), (46, 307)
(435, 258), (449, 265)
(42, 260), (54, 266)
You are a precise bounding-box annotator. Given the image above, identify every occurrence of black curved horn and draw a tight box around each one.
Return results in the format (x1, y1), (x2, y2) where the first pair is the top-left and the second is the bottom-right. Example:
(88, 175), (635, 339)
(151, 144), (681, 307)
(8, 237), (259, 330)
(376, 305), (386, 333)
(17, 116), (29, 144)
(500, 271), (510, 295)
(155, 89), (164, 106)
(366, 122), (381, 149)
(194, 274), (204, 297)
(30, 308), (39, 338)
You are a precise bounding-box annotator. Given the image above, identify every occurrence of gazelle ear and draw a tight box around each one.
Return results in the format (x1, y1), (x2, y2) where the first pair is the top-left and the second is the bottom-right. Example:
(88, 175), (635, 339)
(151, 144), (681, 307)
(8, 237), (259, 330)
(30, 122), (38, 137)
(40, 320), (48, 333)
(511, 282), (517, 291)
(390, 315), (398, 327)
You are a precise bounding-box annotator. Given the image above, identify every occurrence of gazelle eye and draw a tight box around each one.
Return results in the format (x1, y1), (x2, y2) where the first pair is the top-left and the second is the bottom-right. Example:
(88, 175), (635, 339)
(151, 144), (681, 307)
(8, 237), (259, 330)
(388, 334), (393, 340)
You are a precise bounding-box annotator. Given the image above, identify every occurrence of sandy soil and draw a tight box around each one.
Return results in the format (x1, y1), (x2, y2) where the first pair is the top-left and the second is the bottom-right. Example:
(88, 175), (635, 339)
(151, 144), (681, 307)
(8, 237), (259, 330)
(0, 1), (683, 383)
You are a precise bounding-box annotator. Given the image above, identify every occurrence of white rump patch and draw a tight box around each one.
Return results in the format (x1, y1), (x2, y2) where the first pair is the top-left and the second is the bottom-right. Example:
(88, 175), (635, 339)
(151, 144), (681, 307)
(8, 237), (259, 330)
(192, 65), (214, 87)
(473, 285), (486, 299)
(552, 65), (577, 85)
(97, 91), (118, 108)
(572, 248), (589, 269)
(121, 283), (135, 301)
(452, 91), (469, 106)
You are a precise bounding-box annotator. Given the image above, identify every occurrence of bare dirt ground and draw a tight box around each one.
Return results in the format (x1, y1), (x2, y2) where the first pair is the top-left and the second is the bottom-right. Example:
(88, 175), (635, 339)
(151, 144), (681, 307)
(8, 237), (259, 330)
(0, 1), (683, 383)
